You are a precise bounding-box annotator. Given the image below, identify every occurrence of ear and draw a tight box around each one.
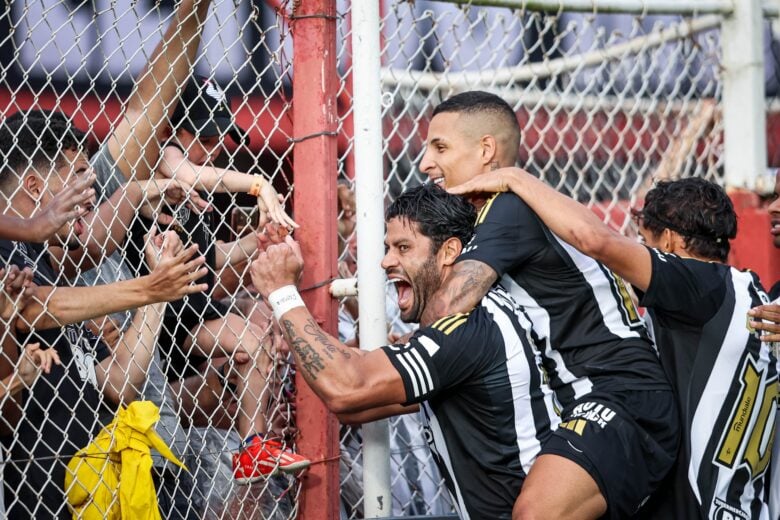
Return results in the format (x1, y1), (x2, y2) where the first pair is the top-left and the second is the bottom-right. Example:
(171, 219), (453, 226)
(479, 135), (499, 168)
(439, 236), (463, 266)
(667, 230), (689, 256)
(23, 174), (45, 201)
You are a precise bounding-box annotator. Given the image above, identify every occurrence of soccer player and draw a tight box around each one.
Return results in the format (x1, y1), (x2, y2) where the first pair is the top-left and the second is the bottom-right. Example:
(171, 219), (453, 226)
(418, 91), (678, 520)
(451, 170), (778, 519)
(250, 184), (560, 519)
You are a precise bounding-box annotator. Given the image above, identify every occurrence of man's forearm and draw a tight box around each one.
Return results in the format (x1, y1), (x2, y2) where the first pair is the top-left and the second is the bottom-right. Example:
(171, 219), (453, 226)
(215, 234), (257, 269)
(420, 259), (496, 326)
(277, 306), (364, 410)
(98, 301), (165, 405)
(337, 403), (419, 426)
(17, 278), (155, 332)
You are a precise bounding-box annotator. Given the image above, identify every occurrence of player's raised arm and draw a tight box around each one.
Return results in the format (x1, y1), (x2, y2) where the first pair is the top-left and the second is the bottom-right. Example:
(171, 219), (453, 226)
(449, 167), (653, 291)
(249, 237), (408, 414)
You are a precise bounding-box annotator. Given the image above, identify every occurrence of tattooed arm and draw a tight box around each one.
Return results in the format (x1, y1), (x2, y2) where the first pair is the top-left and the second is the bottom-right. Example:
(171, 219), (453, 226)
(419, 259), (497, 326)
(250, 238), (409, 414)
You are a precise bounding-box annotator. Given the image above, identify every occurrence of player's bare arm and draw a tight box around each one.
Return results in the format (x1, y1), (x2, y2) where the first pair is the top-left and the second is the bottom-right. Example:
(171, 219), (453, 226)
(250, 237), (408, 415)
(748, 303), (780, 342)
(449, 167), (654, 291)
(419, 259), (496, 326)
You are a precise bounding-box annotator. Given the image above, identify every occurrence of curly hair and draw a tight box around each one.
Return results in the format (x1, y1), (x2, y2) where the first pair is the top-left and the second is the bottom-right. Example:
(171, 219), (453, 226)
(638, 178), (736, 262)
(386, 183), (476, 253)
(0, 110), (86, 194)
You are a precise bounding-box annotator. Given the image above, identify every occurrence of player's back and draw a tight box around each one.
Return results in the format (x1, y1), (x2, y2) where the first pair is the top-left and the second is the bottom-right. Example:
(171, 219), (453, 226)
(459, 192), (670, 406)
(638, 250), (778, 519)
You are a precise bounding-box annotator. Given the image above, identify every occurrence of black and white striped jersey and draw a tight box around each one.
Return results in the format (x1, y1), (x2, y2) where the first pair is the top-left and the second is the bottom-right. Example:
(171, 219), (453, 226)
(382, 285), (559, 519)
(638, 249), (778, 520)
(458, 192), (670, 407)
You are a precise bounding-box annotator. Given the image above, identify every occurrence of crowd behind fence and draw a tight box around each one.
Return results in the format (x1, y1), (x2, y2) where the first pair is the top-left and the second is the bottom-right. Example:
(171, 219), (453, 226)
(0, 0), (776, 518)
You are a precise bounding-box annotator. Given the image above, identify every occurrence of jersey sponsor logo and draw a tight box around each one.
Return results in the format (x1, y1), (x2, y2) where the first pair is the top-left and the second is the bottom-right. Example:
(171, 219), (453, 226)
(715, 355), (778, 480)
(569, 401), (617, 429)
(713, 498), (749, 520)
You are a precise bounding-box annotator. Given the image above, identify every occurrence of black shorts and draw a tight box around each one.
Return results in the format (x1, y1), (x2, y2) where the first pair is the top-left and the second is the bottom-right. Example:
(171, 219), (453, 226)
(158, 294), (230, 381)
(540, 390), (679, 520)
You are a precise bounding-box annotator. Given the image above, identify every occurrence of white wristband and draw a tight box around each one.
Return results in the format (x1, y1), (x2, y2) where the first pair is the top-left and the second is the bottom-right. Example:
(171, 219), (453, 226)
(268, 285), (305, 321)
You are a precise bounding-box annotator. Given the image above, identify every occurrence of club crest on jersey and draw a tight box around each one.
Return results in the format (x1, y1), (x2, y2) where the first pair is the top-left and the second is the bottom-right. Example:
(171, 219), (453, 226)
(713, 499), (749, 520)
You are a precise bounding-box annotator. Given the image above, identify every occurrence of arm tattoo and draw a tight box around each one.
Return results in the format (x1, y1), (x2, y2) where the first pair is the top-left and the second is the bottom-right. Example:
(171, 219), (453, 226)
(422, 260), (496, 325)
(303, 318), (352, 360)
(282, 319), (325, 381)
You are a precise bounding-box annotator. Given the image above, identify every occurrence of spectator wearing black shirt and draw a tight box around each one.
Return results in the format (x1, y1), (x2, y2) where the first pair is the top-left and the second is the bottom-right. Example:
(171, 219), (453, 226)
(0, 115), (207, 518)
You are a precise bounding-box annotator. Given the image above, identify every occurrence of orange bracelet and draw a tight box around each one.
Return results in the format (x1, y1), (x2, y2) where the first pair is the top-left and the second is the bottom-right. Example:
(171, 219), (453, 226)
(248, 175), (265, 197)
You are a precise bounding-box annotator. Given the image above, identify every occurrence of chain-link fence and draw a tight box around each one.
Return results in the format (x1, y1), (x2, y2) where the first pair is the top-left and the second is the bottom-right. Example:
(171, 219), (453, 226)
(0, 0), (776, 518)
(0, 1), (307, 518)
(333, 1), (766, 518)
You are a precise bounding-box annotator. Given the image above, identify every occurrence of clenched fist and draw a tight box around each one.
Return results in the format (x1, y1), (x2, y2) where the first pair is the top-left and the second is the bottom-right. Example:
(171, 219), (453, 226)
(250, 236), (304, 299)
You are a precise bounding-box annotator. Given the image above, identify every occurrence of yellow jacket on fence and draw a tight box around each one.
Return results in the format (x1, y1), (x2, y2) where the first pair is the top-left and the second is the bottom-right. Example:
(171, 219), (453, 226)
(64, 400), (187, 520)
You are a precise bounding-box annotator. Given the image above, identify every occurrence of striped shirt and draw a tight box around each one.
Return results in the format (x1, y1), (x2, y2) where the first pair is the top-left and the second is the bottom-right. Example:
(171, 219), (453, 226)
(458, 192), (669, 408)
(382, 286), (559, 519)
(639, 249), (778, 519)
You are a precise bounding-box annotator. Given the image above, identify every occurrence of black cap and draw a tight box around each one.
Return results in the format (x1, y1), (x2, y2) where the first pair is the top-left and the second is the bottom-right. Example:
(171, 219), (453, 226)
(171, 76), (249, 145)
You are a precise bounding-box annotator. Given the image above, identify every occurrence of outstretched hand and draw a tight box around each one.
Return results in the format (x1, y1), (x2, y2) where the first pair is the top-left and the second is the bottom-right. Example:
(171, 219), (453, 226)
(0, 265), (35, 322)
(31, 171), (96, 242)
(144, 227), (209, 302)
(250, 236), (304, 299)
(256, 182), (298, 231)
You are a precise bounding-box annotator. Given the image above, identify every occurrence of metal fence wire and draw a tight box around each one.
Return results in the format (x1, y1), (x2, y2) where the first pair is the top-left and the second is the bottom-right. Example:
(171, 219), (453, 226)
(0, 0), (771, 518)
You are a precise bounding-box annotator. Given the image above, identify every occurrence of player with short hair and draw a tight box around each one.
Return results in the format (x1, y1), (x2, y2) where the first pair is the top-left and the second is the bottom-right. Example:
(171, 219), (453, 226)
(419, 91), (678, 520)
(250, 184), (560, 519)
(451, 170), (779, 519)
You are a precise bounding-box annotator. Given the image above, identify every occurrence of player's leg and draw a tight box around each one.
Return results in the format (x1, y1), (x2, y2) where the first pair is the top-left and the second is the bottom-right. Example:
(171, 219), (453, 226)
(513, 454), (606, 520)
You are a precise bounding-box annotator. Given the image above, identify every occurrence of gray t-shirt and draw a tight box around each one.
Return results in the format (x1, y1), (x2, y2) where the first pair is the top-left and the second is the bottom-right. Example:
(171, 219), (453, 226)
(78, 143), (186, 463)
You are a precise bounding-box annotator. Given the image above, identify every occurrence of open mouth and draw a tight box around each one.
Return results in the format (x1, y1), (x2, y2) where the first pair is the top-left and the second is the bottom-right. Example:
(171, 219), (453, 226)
(389, 277), (413, 310)
(772, 220), (780, 236)
(431, 177), (445, 187)
(72, 217), (85, 237)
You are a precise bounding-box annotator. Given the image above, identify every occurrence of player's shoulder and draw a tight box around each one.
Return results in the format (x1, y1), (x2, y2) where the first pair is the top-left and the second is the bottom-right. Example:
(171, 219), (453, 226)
(474, 190), (534, 225)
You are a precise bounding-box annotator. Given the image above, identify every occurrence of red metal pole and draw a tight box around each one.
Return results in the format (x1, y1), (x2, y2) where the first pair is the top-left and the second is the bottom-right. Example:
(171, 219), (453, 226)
(291, 0), (340, 518)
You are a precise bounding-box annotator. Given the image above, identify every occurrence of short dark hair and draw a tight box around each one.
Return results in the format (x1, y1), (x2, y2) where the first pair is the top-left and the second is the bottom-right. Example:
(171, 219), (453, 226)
(386, 184), (475, 252)
(0, 110), (86, 193)
(638, 178), (736, 262)
(432, 91), (521, 163)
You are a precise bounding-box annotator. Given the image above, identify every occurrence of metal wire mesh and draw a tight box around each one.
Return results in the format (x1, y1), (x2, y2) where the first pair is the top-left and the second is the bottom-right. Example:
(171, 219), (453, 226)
(335, 1), (727, 516)
(0, 0), (764, 518)
(0, 1), (302, 518)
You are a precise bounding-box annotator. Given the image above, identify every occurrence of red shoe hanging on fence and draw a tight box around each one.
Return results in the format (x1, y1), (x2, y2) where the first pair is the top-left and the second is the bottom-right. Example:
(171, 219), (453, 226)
(232, 434), (311, 484)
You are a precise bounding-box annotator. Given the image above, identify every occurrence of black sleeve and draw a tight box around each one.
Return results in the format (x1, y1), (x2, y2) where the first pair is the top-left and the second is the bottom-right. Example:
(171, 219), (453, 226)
(457, 192), (548, 277)
(381, 312), (492, 405)
(637, 247), (726, 324)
